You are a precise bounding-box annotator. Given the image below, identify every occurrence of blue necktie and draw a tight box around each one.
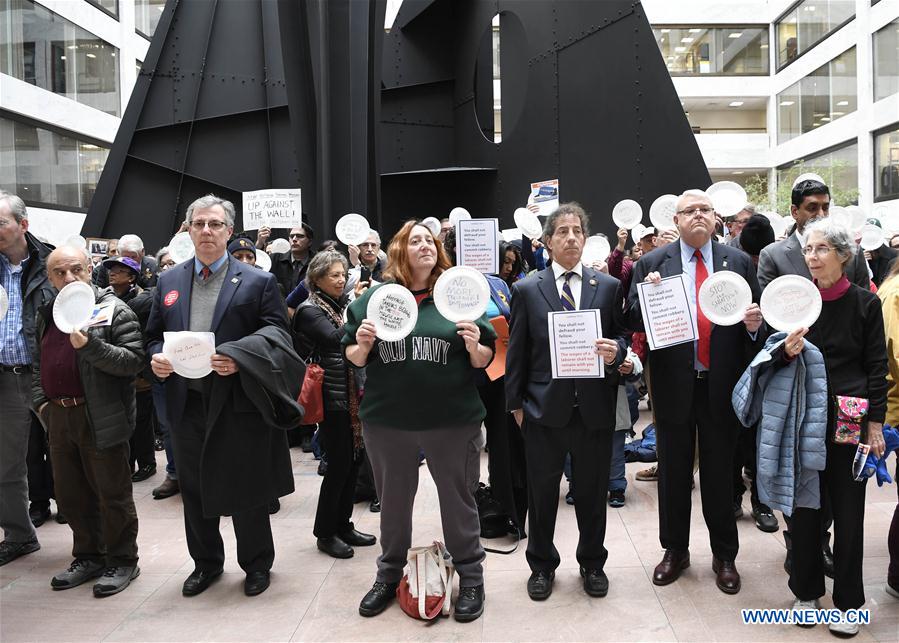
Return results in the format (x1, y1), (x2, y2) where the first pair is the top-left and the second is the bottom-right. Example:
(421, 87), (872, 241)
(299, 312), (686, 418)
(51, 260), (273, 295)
(561, 272), (576, 311)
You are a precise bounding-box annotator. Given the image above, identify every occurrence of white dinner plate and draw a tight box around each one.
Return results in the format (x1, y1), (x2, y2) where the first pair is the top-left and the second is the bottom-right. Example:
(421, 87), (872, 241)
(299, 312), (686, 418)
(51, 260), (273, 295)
(168, 232), (195, 264)
(514, 207), (543, 239)
(268, 238), (290, 254)
(449, 207), (472, 226)
(649, 194), (678, 230)
(612, 199), (643, 230)
(421, 217), (442, 237)
(581, 235), (611, 266)
(366, 283), (419, 342)
(254, 249), (272, 272)
(859, 224), (884, 251)
(707, 181), (748, 218)
(335, 213), (370, 246)
(698, 271), (752, 326)
(163, 332), (215, 379)
(433, 266), (491, 324)
(760, 275), (822, 333)
(52, 281), (95, 333)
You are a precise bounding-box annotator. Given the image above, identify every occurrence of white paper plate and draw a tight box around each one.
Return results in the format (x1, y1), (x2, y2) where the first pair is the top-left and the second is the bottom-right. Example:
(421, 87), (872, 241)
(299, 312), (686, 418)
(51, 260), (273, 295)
(501, 228), (521, 243)
(0, 284), (8, 319)
(422, 217), (442, 237)
(698, 271), (752, 326)
(828, 205), (850, 230)
(168, 232), (195, 264)
(432, 266), (491, 323)
(760, 275), (822, 333)
(845, 205), (866, 233)
(792, 173), (826, 188)
(449, 207), (472, 226)
(612, 199), (643, 229)
(581, 235), (611, 266)
(163, 332), (215, 379)
(707, 181), (748, 218)
(366, 283), (419, 341)
(513, 207), (543, 239)
(65, 235), (87, 250)
(860, 224), (884, 251)
(52, 281), (95, 333)
(631, 224), (647, 245)
(650, 194), (678, 231)
(255, 249), (272, 272)
(335, 213), (370, 246)
(268, 238), (290, 254)
(763, 212), (789, 238)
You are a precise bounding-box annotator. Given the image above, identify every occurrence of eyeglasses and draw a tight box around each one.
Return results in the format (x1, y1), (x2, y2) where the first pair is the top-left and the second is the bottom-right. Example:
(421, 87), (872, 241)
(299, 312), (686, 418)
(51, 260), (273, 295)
(802, 245), (834, 258)
(289, 233), (307, 239)
(677, 206), (714, 217)
(189, 220), (227, 231)
(358, 243), (378, 249)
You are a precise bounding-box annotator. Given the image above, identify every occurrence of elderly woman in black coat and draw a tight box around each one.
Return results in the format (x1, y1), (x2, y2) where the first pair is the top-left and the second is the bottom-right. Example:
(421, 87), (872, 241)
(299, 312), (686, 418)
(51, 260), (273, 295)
(292, 250), (376, 559)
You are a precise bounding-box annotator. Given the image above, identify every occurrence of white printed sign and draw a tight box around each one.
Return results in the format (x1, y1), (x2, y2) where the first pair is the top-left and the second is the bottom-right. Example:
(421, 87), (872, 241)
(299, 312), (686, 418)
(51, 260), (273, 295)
(242, 189), (302, 231)
(548, 310), (604, 379)
(528, 179), (560, 217)
(456, 218), (499, 274)
(636, 275), (699, 351)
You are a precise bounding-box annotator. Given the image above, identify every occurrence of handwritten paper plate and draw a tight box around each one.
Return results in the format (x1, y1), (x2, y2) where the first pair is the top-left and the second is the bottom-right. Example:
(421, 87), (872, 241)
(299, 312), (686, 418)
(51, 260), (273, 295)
(433, 266), (490, 323)
(163, 331), (215, 379)
(366, 284), (419, 342)
(612, 199), (643, 229)
(52, 281), (95, 333)
(335, 213), (370, 246)
(760, 275), (822, 333)
(698, 271), (752, 326)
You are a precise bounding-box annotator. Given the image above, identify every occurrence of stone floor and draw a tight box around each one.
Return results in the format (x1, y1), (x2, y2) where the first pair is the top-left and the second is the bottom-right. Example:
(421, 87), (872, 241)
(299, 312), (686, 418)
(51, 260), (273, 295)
(1, 411), (898, 642)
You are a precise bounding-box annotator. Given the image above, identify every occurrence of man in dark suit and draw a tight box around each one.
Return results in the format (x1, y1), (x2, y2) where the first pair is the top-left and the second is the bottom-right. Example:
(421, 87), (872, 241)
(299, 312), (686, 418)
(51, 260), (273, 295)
(146, 195), (294, 598)
(626, 189), (764, 595)
(506, 202), (627, 601)
(757, 180), (869, 290)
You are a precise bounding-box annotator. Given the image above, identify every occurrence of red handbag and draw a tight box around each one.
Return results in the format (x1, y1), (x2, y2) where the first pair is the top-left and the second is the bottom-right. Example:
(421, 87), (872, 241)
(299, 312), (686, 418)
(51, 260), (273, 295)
(298, 363), (324, 424)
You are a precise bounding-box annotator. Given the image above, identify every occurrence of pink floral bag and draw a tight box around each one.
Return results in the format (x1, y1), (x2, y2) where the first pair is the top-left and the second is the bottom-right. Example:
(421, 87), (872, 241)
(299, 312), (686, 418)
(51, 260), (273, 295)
(833, 395), (869, 446)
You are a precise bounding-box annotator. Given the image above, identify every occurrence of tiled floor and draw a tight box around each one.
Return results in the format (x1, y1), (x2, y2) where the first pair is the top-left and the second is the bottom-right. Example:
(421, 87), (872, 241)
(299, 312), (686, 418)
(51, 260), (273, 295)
(2, 411), (898, 642)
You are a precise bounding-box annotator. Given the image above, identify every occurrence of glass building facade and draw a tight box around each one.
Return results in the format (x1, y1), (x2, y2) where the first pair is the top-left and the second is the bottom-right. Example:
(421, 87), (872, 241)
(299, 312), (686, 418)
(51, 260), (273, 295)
(876, 124), (899, 202)
(653, 26), (768, 75)
(135, 0), (165, 39)
(874, 19), (898, 101)
(776, 0), (855, 69)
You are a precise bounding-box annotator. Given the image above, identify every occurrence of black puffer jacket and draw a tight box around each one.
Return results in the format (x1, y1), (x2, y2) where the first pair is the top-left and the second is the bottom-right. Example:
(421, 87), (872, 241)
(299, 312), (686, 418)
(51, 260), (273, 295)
(292, 293), (349, 411)
(32, 286), (146, 449)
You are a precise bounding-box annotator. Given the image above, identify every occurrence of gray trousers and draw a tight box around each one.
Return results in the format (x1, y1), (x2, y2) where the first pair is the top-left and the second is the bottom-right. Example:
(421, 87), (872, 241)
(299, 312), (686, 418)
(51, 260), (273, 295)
(364, 422), (485, 587)
(0, 370), (38, 543)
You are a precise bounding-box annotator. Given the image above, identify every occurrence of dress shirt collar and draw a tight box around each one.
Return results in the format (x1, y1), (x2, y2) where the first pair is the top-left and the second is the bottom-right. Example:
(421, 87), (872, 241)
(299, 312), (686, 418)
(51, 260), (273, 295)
(551, 261), (582, 282)
(194, 253), (228, 276)
(679, 237), (713, 267)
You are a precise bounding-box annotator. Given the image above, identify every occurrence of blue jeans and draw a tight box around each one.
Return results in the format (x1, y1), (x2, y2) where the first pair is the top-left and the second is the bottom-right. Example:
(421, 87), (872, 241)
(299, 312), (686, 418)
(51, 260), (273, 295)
(609, 431), (627, 493)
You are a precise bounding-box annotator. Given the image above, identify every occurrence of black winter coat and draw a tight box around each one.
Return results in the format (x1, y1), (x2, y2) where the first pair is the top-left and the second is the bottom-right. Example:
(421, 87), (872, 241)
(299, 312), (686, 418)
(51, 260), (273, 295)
(33, 286), (145, 449)
(18, 232), (55, 362)
(292, 293), (349, 411)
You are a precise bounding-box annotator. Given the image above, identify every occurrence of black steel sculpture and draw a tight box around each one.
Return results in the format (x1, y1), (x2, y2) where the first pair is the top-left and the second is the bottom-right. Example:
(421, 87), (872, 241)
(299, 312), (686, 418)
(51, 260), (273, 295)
(85, 0), (710, 250)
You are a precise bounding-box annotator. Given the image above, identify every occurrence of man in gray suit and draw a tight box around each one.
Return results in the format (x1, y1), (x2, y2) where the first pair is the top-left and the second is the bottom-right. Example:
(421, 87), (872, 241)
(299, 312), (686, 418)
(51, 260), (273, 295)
(506, 202), (627, 602)
(757, 180), (869, 290)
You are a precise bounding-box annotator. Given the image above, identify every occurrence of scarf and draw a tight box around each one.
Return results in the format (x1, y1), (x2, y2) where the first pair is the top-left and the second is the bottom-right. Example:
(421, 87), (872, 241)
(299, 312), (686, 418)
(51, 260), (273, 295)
(816, 274), (851, 301)
(306, 290), (363, 451)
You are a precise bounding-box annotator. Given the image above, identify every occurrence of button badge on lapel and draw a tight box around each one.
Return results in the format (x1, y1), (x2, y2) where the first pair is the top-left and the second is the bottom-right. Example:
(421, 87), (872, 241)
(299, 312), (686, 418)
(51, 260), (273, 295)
(589, 278), (597, 286)
(231, 277), (240, 284)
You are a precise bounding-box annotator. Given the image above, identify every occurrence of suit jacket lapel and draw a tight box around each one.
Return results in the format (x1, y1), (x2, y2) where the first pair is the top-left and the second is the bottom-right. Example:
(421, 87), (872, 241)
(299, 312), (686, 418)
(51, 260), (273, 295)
(661, 242), (684, 278)
(712, 241), (726, 273)
(784, 234), (811, 278)
(579, 266), (598, 309)
(210, 257), (242, 333)
(537, 268), (563, 312)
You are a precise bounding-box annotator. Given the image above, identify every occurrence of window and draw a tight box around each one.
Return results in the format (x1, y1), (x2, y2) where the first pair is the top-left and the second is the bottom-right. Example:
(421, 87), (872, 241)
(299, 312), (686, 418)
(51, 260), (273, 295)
(874, 19), (899, 101)
(653, 26), (769, 75)
(0, 0), (121, 116)
(875, 124), (899, 202)
(777, 140), (859, 210)
(776, 0), (854, 69)
(85, 0), (117, 19)
(0, 113), (109, 210)
(135, 0), (166, 39)
(776, 47), (856, 143)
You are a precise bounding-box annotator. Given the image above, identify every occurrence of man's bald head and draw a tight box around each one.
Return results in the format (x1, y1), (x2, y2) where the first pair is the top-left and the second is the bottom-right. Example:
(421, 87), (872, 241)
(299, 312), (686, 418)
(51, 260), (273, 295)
(47, 246), (92, 290)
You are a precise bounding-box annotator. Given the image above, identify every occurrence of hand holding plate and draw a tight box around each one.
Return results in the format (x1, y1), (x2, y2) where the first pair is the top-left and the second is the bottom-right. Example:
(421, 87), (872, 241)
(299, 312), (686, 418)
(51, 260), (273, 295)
(356, 319), (377, 350)
(69, 329), (88, 349)
(783, 327), (809, 358)
(456, 321), (481, 353)
(211, 354), (239, 376)
(742, 303), (763, 333)
(616, 228), (628, 251)
(644, 271), (662, 285)
(151, 353), (175, 379)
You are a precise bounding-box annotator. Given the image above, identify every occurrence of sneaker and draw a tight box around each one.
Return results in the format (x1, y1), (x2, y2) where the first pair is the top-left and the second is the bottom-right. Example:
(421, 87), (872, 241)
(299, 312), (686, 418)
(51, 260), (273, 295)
(828, 613), (859, 638)
(51, 559), (105, 590)
(884, 582), (899, 599)
(790, 598), (819, 628)
(751, 503), (779, 533)
(636, 465), (658, 482)
(0, 538), (40, 567)
(608, 490), (625, 508)
(93, 565), (140, 597)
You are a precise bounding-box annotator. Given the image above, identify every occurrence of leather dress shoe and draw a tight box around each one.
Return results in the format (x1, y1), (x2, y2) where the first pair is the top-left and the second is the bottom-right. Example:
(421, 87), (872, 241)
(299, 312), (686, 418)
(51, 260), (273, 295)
(454, 584), (485, 622)
(338, 527), (376, 547)
(823, 548), (835, 579)
(526, 570), (554, 600)
(580, 567), (609, 597)
(182, 568), (223, 596)
(359, 581), (399, 617)
(29, 504), (51, 528)
(268, 499), (280, 514)
(0, 538), (40, 566)
(653, 549), (690, 586)
(712, 558), (741, 594)
(317, 535), (353, 559)
(131, 464), (157, 483)
(55, 512), (67, 524)
(152, 478), (180, 500)
(369, 499), (381, 513)
(244, 570), (270, 596)
(751, 503), (779, 533)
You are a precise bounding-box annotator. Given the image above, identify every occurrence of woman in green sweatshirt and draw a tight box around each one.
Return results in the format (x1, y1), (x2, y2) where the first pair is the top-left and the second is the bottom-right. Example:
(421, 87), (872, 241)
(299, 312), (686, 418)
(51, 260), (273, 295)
(344, 220), (496, 622)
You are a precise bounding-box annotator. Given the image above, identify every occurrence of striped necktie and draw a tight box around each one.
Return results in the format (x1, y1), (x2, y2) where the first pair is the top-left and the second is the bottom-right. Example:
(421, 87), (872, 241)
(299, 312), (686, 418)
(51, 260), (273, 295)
(561, 272), (577, 311)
